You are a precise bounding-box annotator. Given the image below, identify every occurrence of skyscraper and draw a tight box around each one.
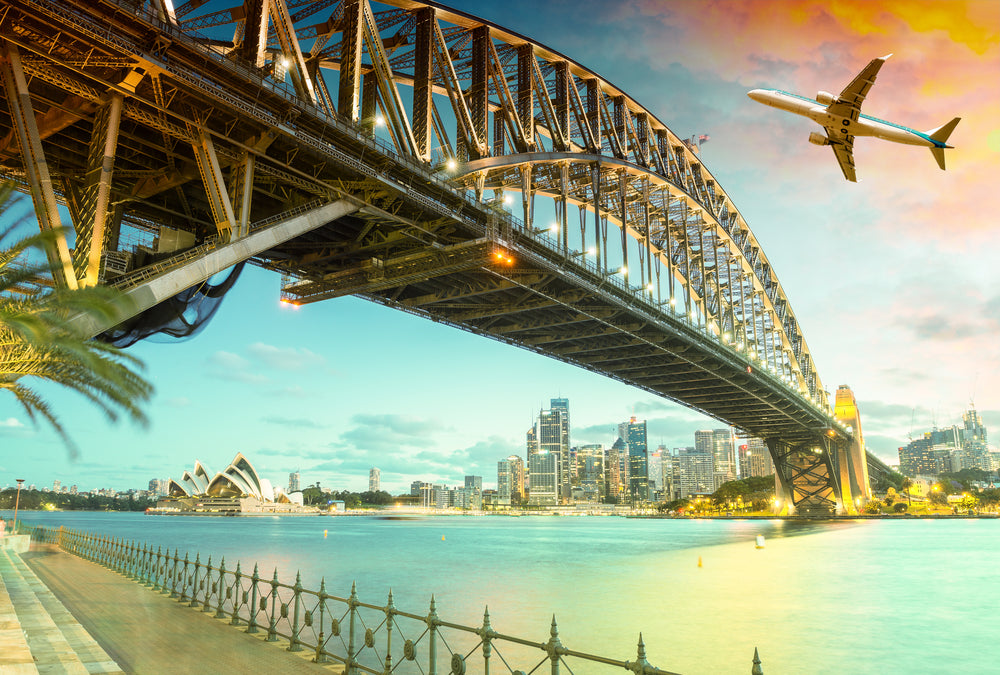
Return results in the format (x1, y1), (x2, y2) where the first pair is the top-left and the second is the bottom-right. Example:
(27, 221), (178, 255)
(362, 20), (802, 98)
(696, 429), (736, 489)
(369, 467), (381, 493)
(606, 437), (628, 503)
(676, 446), (715, 498)
(528, 450), (559, 506)
(498, 455), (525, 505)
(550, 398), (571, 499)
(575, 444), (606, 501)
(738, 437), (773, 478)
(288, 471), (300, 493)
(620, 417), (649, 503)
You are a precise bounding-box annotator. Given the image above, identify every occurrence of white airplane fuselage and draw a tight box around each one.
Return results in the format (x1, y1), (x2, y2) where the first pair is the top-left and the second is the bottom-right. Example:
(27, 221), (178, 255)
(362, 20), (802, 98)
(748, 89), (945, 149)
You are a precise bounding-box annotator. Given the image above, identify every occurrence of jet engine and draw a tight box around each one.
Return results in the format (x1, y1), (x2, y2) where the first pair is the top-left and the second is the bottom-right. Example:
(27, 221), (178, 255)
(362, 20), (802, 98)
(808, 132), (830, 146)
(816, 90), (837, 105)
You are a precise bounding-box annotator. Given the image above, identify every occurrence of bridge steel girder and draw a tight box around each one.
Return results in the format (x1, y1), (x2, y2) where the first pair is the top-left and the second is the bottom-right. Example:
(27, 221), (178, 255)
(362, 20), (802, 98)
(0, 0), (862, 515)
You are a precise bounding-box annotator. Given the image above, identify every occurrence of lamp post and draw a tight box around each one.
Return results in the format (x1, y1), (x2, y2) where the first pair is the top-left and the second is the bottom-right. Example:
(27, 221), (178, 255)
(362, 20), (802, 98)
(13, 478), (25, 533)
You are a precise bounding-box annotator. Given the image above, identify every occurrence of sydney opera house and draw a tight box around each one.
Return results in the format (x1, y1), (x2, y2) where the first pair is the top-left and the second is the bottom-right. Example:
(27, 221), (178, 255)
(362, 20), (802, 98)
(153, 453), (316, 515)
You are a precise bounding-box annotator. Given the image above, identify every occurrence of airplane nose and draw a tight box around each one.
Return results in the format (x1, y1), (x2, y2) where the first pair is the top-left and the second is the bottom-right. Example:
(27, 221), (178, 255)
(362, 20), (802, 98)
(747, 89), (765, 102)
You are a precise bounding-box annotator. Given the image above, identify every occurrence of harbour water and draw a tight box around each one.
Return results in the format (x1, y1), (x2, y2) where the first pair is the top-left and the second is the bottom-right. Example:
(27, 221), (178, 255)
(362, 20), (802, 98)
(8, 511), (998, 674)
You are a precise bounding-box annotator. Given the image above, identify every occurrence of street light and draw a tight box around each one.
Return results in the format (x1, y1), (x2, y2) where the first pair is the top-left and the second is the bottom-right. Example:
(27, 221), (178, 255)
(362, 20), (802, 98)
(13, 478), (24, 534)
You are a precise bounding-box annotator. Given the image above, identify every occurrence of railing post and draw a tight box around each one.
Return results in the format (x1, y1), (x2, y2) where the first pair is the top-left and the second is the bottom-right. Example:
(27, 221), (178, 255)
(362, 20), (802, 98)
(202, 556), (214, 611)
(169, 549), (181, 598)
(265, 568), (279, 642)
(314, 578), (329, 664)
(752, 647), (763, 675)
(630, 633), (651, 674)
(216, 558), (228, 618)
(546, 615), (562, 675)
(231, 562), (243, 626)
(480, 607), (493, 675)
(384, 590), (395, 673)
(288, 571), (303, 652)
(190, 554), (202, 607)
(347, 581), (359, 674)
(246, 564), (261, 634)
(426, 595), (439, 675)
(179, 552), (190, 603)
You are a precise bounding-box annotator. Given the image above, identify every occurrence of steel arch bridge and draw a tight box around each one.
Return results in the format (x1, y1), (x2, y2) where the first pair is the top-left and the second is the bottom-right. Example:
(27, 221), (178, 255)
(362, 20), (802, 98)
(0, 0), (872, 514)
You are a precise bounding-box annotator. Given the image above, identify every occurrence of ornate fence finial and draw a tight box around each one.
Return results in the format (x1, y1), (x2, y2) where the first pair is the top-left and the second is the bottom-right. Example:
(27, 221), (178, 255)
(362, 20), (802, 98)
(752, 647), (763, 675)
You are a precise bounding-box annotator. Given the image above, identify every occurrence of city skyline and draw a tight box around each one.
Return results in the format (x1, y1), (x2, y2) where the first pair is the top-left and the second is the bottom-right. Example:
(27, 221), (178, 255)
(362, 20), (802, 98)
(2, 0), (998, 493)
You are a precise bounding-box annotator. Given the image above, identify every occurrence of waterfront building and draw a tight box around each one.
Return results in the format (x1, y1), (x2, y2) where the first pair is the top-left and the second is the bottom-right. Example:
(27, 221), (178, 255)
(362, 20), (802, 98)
(369, 467), (381, 493)
(288, 471), (300, 493)
(464, 475), (482, 491)
(528, 450), (559, 506)
(497, 456), (524, 505)
(537, 405), (569, 503)
(737, 437), (773, 478)
(958, 408), (990, 471)
(159, 453), (315, 514)
(53, 479), (61, 492)
(575, 444), (606, 501)
(606, 437), (628, 503)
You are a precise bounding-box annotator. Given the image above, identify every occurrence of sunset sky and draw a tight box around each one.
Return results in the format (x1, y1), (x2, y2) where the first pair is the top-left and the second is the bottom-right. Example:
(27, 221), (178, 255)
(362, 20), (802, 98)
(2, 0), (998, 493)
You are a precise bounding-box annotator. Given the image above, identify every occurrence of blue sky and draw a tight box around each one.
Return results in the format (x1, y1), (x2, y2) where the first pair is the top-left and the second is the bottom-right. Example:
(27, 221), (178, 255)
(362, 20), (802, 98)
(2, 0), (998, 493)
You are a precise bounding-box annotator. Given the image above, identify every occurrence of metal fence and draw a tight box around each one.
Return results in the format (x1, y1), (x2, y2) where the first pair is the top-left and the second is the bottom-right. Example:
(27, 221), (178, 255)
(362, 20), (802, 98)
(22, 524), (763, 674)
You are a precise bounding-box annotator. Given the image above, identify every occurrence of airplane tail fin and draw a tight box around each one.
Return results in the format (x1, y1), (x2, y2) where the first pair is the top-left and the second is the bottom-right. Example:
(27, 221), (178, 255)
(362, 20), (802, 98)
(926, 117), (960, 171)
(927, 117), (961, 147)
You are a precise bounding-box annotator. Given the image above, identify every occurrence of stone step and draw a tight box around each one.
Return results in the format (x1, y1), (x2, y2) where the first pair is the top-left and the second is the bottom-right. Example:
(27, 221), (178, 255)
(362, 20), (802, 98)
(0, 550), (93, 674)
(0, 550), (40, 674)
(6, 553), (124, 675)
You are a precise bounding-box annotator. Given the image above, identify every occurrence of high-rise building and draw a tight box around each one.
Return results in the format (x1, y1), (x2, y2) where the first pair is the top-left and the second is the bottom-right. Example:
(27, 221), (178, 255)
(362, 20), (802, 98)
(538, 405), (569, 502)
(898, 437), (935, 477)
(550, 398), (571, 498)
(620, 417), (649, 503)
(369, 467), (381, 492)
(606, 437), (628, 503)
(53, 479), (61, 492)
(288, 471), (300, 493)
(676, 446), (715, 498)
(464, 475), (482, 491)
(528, 450), (559, 505)
(696, 428), (736, 488)
(958, 407), (990, 471)
(575, 444), (606, 501)
(497, 455), (525, 505)
(738, 437), (773, 478)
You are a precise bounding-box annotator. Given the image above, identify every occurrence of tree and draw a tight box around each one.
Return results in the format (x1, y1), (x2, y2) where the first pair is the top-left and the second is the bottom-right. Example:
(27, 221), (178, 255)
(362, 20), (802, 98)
(862, 500), (882, 515)
(899, 477), (913, 507)
(957, 494), (979, 513)
(893, 502), (908, 514)
(1, 185), (153, 453)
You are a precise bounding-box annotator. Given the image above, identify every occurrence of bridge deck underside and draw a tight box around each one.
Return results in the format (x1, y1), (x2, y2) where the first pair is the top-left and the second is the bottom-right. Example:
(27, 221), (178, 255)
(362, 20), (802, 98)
(273, 215), (826, 444)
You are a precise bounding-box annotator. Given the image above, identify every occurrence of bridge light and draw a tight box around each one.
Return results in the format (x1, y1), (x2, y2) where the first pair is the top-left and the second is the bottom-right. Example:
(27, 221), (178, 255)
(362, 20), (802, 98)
(587, 247), (596, 256)
(619, 265), (628, 276)
(646, 283), (655, 292)
(550, 223), (559, 232)
(375, 114), (386, 127)
(503, 193), (514, 206)
(446, 157), (458, 171)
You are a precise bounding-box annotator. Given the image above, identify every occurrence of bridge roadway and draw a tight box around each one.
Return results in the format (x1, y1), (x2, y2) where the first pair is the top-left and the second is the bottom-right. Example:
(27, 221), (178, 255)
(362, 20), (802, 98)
(0, 0), (870, 513)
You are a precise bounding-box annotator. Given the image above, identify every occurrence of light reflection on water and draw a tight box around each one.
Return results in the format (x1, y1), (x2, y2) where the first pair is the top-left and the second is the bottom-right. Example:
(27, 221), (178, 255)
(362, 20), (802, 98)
(10, 511), (998, 674)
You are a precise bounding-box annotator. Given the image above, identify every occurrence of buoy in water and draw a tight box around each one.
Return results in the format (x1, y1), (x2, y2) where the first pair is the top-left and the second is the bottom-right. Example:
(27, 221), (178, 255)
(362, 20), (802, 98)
(441, 535), (446, 541)
(755, 535), (765, 549)
(323, 529), (328, 539)
(697, 556), (703, 567)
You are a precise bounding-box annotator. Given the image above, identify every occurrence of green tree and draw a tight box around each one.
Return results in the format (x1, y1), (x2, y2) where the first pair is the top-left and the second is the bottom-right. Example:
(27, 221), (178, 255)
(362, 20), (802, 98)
(892, 502), (908, 514)
(1, 186), (153, 452)
(899, 477), (913, 507)
(957, 494), (979, 513)
(862, 500), (883, 515)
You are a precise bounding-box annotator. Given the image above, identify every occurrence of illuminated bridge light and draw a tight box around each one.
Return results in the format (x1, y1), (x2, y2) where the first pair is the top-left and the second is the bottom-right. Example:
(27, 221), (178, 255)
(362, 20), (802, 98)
(375, 114), (385, 127)
(446, 157), (458, 171)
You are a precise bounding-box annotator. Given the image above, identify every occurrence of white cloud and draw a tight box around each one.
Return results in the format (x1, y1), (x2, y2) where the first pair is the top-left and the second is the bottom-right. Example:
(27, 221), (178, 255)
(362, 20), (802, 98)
(0, 417), (24, 428)
(247, 343), (326, 371)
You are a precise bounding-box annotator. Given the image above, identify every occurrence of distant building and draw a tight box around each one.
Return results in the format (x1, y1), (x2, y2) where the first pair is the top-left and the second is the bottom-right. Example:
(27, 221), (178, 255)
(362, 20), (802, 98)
(369, 467), (381, 493)
(288, 471), (300, 493)
(53, 479), (61, 493)
(676, 446), (715, 498)
(606, 437), (628, 503)
(738, 437), (773, 478)
(576, 444), (606, 501)
(464, 475), (482, 491)
(498, 456), (525, 505)
(528, 450), (559, 506)
(620, 417), (649, 503)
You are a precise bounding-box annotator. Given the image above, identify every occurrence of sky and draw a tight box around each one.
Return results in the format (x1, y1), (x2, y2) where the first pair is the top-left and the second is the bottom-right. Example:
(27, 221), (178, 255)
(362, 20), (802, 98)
(2, 0), (999, 494)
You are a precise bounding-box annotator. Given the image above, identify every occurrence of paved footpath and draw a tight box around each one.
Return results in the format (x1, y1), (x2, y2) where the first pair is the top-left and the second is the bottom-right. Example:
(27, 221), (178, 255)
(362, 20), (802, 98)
(19, 544), (342, 675)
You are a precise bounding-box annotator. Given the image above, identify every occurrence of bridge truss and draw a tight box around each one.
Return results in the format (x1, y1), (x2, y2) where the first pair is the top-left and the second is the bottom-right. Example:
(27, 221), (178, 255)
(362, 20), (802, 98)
(0, 0), (867, 514)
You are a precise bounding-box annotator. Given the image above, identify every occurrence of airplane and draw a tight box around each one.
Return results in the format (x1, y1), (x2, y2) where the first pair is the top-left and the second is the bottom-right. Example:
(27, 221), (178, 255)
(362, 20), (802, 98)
(747, 54), (960, 182)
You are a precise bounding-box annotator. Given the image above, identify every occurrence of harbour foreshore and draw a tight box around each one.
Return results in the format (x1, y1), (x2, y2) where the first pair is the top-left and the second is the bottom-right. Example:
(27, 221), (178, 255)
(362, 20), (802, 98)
(0, 540), (339, 674)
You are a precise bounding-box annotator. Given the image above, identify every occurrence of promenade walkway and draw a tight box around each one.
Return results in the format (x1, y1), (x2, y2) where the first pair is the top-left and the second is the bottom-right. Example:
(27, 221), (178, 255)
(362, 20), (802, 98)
(2, 543), (340, 674)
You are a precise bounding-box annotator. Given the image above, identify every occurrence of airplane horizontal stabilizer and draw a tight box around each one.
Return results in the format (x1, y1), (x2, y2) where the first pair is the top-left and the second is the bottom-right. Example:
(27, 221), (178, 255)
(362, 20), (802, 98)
(927, 117), (961, 147)
(930, 146), (947, 171)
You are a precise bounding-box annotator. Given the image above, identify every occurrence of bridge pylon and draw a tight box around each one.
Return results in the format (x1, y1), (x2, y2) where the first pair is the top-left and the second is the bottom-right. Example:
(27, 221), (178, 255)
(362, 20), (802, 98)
(832, 385), (872, 512)
(768, 435), (843, 516)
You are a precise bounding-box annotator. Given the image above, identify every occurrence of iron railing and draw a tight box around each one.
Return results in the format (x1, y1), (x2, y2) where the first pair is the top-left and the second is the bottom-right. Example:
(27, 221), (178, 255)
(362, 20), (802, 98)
(20, 524), (717, 674)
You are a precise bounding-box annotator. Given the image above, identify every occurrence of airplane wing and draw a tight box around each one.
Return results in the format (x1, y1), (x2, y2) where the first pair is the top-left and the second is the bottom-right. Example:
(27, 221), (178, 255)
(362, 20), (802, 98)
(829, 133), (857, 182)
(826, 54), (892, 122)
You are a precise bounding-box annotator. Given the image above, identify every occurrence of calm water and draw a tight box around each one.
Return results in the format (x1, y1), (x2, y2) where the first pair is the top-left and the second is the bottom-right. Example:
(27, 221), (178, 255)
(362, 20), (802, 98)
(7, 510), (998, 674)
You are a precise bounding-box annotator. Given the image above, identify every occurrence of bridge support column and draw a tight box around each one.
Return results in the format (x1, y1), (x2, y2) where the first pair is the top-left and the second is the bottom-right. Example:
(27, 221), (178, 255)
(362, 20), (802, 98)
(767, 437), (843, 516)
